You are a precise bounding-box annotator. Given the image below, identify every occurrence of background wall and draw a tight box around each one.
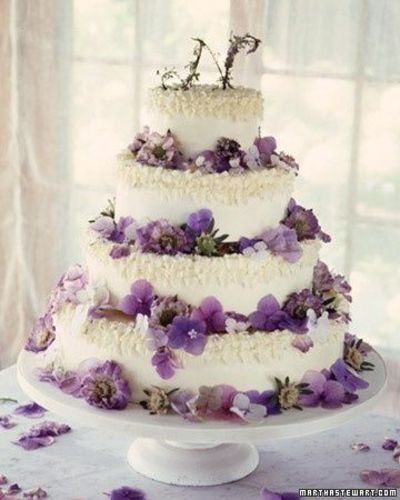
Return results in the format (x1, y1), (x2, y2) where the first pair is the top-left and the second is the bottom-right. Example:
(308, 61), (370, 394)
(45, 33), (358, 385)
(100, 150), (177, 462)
(1, 0), (399, 368)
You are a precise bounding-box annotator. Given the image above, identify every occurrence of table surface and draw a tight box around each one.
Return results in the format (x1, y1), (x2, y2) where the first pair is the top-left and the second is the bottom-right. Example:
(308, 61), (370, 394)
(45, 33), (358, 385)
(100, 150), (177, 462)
(0, 365), (399, 500)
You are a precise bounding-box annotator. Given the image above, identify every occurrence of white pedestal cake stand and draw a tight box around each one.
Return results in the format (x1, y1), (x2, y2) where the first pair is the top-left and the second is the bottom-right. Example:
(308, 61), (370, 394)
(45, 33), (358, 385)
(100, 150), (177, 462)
(17, 350), (386, 487)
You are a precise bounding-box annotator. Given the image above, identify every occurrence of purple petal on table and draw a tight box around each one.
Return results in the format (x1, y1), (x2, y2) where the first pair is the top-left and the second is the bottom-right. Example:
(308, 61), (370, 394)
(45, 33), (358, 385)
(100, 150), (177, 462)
(260, 487), (300, 500)
(14, 420), (71, 450)
(14, 402), (47, 419)
(0, 474), (7, 485)
(382, 437), (398, 451)
(351, 442), (370, 452)
(0, 415), (16, 429)
(7, 483), (22, 495)
(360, 468), (400, 487)
(109, 486), (147, 500)
(23, 487), (48, 499)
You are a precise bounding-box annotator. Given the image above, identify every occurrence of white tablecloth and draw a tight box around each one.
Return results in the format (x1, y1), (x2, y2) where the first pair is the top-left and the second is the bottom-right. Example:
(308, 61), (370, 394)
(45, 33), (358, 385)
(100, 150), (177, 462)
(0, 365), (399, 500)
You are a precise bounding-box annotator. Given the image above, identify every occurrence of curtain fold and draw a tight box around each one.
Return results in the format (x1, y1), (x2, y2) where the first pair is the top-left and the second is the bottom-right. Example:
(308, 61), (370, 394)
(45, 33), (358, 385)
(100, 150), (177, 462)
(0, 0), (72, 367)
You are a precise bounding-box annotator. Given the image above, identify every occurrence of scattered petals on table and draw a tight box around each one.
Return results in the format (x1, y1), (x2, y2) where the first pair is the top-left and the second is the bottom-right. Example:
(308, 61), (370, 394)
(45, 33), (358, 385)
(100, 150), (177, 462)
(350, 442), (370, 452)
(360, 468), (400, 487)
(260, 486), (300, 500)
(14, 402), (47, 419)
(382, 437), (398, 450)
(14, 420), (71, 450)
(0, 475), (7, 486)
(0, 415), (16, 429)
(22, 486), (48, 498)
(393, 445), (400, 463)
(108, 486), (147, 500)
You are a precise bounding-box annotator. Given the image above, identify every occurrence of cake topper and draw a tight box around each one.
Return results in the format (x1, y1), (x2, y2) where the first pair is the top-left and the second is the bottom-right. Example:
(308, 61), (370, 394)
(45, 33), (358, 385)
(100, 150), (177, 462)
(157, 33), (261, 90)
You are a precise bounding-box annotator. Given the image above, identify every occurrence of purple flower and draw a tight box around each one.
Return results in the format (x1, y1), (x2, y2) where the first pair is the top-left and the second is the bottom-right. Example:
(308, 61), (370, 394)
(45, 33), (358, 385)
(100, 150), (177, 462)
(110, 244), (131, 259)
(230, 393), (267, 423)
(37, 366), (82, 396)
(109, 486), (147, 500)
(245, 390), (281, 416)
(186, 209), (213, 234)
(56, 264), (89, 306)
(313, 260), (352, 303)
(191, 296), (226, 333)
(15, 421), (71, 450)
(360, 469), (400, 487)
(254, 136), (276, 164)
(168, 316), (207, 355)
(194, 150), (217, 172)
(90, 216), (115, 239)
(147, 328), (168, 351)
(329, 359), (369, 393)
(112, 216), (136, 244)
(151, 348), (180, 380)
(238, 236), (257, 252)
(249, 295), (290, 332)
(118, 280), (154, 318)
(0, 415), (15, 429)
(79, 360), (131, 410)
(6, 483), (22, 495)
(382, 438), (398, 451)
(344, 333), (372, 355)
(298, 370), (345, 409)
(25, 313), (56, 353)
(14, 402), (46, 419)
(170, 390), (198, 421)
(136, 220), (190, 255)
(136, 131), (180, 169)
(260, 225), (302, 263)
(196, 385), (237, 419)
(291, 335), (314, 353)
(283, 289), (324, 333)
(260, 487), (299, 500)
(128, 126), (150, 153)
(215, 138), (243, 172)
(149, 296), (190, 331)
(283, 199), (331, 242)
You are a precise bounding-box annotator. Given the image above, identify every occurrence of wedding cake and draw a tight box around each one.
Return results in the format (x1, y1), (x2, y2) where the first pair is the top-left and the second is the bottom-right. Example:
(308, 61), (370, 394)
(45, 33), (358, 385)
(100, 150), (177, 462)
(26, 35), (373, 421)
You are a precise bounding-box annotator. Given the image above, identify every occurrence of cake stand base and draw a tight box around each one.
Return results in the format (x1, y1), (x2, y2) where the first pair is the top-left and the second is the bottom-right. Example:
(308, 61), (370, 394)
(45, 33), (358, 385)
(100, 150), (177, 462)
(127, 438), (259, 486)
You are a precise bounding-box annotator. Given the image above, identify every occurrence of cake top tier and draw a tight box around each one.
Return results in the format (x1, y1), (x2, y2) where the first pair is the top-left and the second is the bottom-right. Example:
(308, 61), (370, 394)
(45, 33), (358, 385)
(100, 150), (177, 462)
(147, 84), (263, 122)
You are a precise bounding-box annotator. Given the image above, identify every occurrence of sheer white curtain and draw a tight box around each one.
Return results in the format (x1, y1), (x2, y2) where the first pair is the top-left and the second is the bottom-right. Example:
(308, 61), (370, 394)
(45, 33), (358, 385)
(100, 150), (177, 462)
(1, 0), (399, 369)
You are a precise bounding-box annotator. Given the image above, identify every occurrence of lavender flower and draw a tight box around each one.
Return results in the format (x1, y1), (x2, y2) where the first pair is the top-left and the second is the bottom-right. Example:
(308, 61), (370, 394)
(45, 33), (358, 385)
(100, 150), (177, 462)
(170, 390), (198, 421)
(151, 348), (180, 380)
(254, 136), (276, 164)
(249, 295), (290, 332)
(261, 487), (300, 500)
(195, 385), (237, 419)
(109, 486), (147, 500)
(136, 131), (180, 169)
(168, 316), (207, 355)
(112, 216), (137, 244)
(149, 296), (190, 331)
(298, 370), (345, 409)
(191, 296), (226, 333)
(246, 390), (281, 416)
(230, 393), (267, 423)
(136, 220), (190, 255)
(55, 264), (89, 306)
(128, 126), (150, 153)
(25, 313), (55, 353)
(313, 260), (352, 303)
(110, 244), (131, 259)
(14, 402), (46, 419)
(15, 421), (71, 450)
(79, 360), (131, 410)
(329, 359), (369, 393)
(260, 225), (302, 263)
(291, 335), (314, 353)
(283, 289), (324, 334)
(37, 365), (82, 396)
(194, 150), (217, 172)
(186, 208), (213, 234)
(283, 199), (331, 242)
(90, 216), (115, 239)
(118, 280), (154, 318)
(215, 138), (243, 172)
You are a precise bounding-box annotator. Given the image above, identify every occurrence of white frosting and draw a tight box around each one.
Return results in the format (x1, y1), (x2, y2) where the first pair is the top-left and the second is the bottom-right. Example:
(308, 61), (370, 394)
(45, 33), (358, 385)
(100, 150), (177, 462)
(83, 231), (320, 314)
(115, 160), (295, 240)
(147, 85), (263, 157)
(54, 304), (346, 401)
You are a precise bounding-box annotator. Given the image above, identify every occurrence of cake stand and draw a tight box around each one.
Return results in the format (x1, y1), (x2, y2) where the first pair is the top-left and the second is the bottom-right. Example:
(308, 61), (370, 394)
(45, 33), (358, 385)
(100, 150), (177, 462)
(17, 350), (386, 486)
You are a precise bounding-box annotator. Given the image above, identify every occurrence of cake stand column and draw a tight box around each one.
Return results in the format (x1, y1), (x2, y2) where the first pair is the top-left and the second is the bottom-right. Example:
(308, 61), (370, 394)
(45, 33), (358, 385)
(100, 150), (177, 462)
(127, 438), (259, 486)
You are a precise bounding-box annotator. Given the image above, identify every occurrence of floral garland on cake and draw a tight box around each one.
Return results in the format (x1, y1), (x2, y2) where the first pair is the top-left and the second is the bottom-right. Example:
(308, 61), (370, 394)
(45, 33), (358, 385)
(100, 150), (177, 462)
(89, 199), (330, 260)
(35, 333), (373, 424)
(123, 127), (298, 175)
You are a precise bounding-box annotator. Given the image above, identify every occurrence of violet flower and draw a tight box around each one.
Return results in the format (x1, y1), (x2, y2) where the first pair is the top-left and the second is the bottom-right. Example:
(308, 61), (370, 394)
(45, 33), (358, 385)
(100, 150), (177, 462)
(136, 131), (180, 169)
(260, 487), (299, 500)
(194, 150), (217, 172)
(215, 138), (243, 172)
(186, 208), (213, 235)
(246, 390), (281, 416)
(254, 136), (277, 164)
(291, 335), (314, 353)
(195, 385), (237, 419)
(56, 264), (89, 305)
(128, 126), (150, 153)
(149, 295), (190, 331)
(90, 216), (115, 240)
(79, 360), (131, 410)
(230, 393), (267, 423)
(283, 289), (324, 334)
(167, 316), (207, 355)
(37, 365), (82, 396)
(25, 313), (56, 353)
(191, 296), (226, 333)
(170, 390), (198, 421)
(260, 225), (302, 263)
(283, 199), (331, 242)
(118, 280), (154, 318)
(14, 402), (46, 419)
(15, 421), (71, 450)
(151, 348), (180, 380)
(109, 486), (147, 500)
(249, 295), (291, 332)
(382, 438), (398, 451)
(313, 260), (352, 303)
(147, 328), (168, 351)
(0, 415), (16, 429)
(298, 370), (345, 409)
(329, 359), (369, 393)
(136, 220), (190, 255)
(110, 244), (131, 259)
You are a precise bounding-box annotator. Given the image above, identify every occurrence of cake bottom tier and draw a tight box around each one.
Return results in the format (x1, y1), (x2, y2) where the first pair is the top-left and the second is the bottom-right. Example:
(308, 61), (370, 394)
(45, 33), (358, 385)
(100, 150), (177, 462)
(53, 304), (346, 401)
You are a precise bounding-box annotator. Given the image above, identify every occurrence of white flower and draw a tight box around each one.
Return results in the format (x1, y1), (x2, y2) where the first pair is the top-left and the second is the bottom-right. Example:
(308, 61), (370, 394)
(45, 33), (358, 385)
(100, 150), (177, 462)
(307, 309), (330, 342)
(225, 317), (250, 334)
(244, 145), (261, 170)
(135, 313), (149, 335)
(230, 393), (266, 424)
(242, 241), (269, 260)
